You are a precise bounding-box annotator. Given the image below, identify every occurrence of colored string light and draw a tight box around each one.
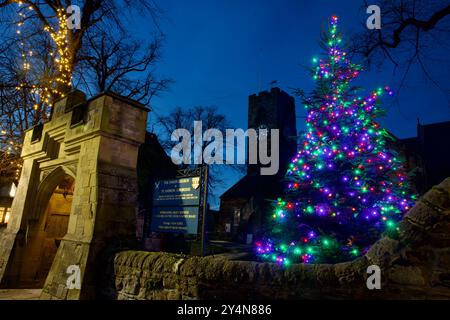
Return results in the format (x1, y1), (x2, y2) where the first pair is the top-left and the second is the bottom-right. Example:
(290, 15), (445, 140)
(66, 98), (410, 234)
(256, 16), (416, 266)
(1, 2), (73, 181)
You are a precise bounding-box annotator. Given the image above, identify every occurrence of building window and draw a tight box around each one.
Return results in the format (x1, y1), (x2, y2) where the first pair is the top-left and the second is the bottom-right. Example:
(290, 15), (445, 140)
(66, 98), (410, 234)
(233, 209), (241, 227)
(31, 123), (44, 143)
(0, 207), (11, 225)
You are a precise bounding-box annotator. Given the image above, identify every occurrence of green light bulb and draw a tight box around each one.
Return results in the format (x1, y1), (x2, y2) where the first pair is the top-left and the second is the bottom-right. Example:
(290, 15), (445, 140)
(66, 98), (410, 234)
(386, 220), (396, 228)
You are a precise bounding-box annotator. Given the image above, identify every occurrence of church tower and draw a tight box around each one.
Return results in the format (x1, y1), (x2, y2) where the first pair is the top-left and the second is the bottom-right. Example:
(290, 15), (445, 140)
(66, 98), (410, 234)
(247, 87), (297, 176)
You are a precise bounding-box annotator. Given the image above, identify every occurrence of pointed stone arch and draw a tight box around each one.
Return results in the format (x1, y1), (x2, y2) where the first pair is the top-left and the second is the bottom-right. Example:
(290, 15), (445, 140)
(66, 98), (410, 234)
(6, 167), (76, 288)
(33, 166), (76, 223)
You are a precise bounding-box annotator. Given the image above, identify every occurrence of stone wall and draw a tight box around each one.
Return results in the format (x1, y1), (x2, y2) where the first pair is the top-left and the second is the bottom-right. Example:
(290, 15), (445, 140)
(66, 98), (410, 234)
(103, 178), (450, 300)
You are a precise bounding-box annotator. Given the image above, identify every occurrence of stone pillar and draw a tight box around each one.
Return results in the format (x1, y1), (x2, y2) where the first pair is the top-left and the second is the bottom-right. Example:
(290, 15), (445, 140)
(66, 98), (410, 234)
(0, 91), (149, 300)
(0, 158), (39, 285)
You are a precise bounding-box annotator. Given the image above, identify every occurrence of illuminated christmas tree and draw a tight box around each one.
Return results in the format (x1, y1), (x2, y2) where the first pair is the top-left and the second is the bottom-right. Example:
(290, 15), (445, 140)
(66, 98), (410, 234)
(256, 16), (416, 265)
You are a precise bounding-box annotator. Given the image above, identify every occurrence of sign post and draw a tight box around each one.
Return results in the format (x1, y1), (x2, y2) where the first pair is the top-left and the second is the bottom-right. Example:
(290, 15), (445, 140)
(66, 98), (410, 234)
(150, 167), (209, 256)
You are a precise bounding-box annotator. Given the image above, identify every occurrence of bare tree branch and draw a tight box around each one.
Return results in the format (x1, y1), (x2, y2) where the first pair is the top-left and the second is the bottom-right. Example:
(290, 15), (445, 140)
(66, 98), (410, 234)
(0, 1), (168, 180)
(351, 0), (450, 100)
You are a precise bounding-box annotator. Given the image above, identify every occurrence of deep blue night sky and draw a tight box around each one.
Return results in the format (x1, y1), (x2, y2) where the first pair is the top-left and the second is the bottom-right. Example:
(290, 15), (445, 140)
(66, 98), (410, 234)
(130, 0), (450, 207)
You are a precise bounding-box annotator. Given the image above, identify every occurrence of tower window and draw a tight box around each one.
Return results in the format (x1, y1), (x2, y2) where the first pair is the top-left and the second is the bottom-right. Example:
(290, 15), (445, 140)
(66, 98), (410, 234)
(233, 209), (241, 227)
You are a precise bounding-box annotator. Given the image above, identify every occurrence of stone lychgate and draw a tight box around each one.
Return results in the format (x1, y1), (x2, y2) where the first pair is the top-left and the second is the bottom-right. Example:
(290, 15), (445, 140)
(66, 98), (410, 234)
(0, 91), (149, 299)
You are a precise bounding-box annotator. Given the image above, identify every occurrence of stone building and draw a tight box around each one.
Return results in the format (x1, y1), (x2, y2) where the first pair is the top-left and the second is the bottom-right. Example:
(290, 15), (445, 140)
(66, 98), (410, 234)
(218, 87), (297, 243)
(399, 120), (450, 194)
(0, 90), (149, 299)
(247, 87), (297, 176)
